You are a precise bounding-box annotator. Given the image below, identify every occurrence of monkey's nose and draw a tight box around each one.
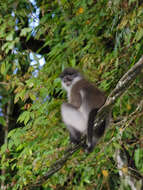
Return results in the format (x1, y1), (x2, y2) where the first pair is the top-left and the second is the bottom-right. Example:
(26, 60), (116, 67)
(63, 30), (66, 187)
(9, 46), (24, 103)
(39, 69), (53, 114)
(66, 81), (71, 86)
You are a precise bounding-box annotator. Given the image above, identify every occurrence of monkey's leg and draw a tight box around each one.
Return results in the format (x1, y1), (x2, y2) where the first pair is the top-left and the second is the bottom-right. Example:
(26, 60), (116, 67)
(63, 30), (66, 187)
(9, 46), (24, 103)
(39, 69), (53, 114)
(87, 115), (108, 153)
(89, 112), (111, 153)
(94, 111), (111, 143)
(61, 103), (86, 144)
(86, 108), (99, 153)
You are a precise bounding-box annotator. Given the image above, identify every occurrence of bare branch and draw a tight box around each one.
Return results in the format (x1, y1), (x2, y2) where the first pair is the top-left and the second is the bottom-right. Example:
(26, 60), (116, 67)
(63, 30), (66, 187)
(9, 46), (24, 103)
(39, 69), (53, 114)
(0, 82), (9, 85)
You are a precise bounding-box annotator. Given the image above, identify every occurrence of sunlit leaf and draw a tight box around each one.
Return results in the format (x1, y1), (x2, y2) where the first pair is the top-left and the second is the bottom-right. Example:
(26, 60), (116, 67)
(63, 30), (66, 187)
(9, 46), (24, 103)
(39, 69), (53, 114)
(20, 27), (32, 37)
(102, 170), (108, 178)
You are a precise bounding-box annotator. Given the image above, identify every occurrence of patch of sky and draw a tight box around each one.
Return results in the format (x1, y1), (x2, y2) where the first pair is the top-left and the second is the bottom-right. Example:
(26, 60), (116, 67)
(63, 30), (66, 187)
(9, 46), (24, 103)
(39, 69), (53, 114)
(12, 0), (45, 72)
(29, 0), (45, 68)
(30, 53), (45, 68)
(30, 53), (45, 76)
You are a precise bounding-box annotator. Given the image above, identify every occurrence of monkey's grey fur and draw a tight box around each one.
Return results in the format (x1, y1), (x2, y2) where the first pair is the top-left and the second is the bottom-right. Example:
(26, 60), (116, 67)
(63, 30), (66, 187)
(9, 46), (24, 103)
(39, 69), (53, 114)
(60, 68), (110, 152)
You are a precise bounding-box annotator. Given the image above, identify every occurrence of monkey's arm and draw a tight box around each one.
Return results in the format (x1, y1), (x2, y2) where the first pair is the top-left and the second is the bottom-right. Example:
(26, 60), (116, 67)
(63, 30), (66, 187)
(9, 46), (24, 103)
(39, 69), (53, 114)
(70, 91), (82, 108)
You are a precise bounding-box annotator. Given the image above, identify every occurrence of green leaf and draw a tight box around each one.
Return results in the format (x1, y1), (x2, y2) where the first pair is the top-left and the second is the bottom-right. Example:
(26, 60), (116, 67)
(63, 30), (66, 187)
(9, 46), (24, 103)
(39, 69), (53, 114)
(29, 93), (36, 101)
(134, 148), (140, 167)
(134, 28), (143, 42)
(1, 143), (7, 154)
(6, 32), (14, 41)
(129, 0), (136, 5)
(20, 27), (32, 37)
(0, 117), (6, 126)
(2, 41), (15, 54)
(70, 57), (76, 67)
(1, 63), (6, 74)
(18, 111), (31, 125)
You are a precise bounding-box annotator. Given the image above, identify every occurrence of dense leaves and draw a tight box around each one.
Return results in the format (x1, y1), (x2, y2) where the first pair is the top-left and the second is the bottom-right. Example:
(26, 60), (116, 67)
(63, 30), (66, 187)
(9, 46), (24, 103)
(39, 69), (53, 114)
(0, 0), (143, 189)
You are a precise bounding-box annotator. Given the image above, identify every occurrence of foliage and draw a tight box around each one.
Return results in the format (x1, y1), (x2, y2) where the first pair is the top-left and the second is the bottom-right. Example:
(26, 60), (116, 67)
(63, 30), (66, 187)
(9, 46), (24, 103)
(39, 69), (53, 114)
(0, 0), (143, 189)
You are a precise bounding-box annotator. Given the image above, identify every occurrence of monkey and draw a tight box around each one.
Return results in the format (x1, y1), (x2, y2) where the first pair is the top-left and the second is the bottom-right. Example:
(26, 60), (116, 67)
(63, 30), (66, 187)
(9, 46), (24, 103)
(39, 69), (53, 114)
(60, 67), (110, 153)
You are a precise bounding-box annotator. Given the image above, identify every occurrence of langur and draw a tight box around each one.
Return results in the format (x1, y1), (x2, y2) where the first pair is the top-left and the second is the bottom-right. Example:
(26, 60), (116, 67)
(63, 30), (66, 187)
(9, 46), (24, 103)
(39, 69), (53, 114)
(60, 68), (109, 152)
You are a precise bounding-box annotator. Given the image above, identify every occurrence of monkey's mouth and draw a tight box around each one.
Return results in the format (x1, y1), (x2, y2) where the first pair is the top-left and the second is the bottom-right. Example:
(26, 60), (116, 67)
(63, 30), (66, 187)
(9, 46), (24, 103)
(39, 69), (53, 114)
(66, 81), (72, 86)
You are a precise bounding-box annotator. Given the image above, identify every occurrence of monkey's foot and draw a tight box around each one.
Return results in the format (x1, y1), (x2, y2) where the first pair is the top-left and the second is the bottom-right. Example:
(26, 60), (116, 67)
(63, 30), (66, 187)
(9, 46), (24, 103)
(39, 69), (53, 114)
(84, 144), (94, 153)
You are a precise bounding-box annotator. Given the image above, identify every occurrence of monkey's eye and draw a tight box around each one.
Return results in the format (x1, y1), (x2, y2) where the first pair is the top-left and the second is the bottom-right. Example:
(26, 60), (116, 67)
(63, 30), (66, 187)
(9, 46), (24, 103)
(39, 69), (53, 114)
(69, 72), (77, 77)
(67, 72), (74, 75)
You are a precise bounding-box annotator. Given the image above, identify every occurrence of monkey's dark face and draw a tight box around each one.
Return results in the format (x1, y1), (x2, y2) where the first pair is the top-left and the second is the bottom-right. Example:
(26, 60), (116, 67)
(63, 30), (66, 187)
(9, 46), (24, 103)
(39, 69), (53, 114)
(60, 68), (81, 90)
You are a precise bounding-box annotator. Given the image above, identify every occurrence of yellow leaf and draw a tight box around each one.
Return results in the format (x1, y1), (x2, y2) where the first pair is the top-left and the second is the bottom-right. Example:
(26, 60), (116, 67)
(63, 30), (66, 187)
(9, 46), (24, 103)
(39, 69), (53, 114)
(26, 170), (32, 176)
(119, 128), (123, 132)
(86, 20), (90, 25)
(6, 75), (11, 81)
(102, 170), (108, 178)
(118, 16), (128, 29)
(122, 167), (128, 174)
(127, 104), (131, 110)
(77, 7), (84, 14)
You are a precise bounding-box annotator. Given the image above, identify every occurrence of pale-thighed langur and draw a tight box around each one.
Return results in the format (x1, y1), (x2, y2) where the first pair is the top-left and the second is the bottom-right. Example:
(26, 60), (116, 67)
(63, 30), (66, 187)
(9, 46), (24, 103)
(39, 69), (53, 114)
(60, 68), (110, 152)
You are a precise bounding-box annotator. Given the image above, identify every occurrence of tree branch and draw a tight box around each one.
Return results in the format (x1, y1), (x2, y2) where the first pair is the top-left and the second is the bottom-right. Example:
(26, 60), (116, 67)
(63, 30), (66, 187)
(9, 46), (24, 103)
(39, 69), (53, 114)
(25, 55), (143, 189)
(24, 140), (85, 190)
(94, 55), (143, 129)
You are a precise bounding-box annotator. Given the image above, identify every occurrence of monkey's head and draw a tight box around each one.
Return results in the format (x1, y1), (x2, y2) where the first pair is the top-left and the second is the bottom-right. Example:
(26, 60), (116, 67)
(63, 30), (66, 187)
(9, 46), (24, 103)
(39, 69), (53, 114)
(60, 68), (82, 91)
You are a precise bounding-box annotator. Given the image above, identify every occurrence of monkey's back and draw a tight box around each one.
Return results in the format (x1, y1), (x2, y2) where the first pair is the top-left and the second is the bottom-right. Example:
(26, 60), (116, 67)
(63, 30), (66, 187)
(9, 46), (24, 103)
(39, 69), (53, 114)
(70, 79), (106, 110)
